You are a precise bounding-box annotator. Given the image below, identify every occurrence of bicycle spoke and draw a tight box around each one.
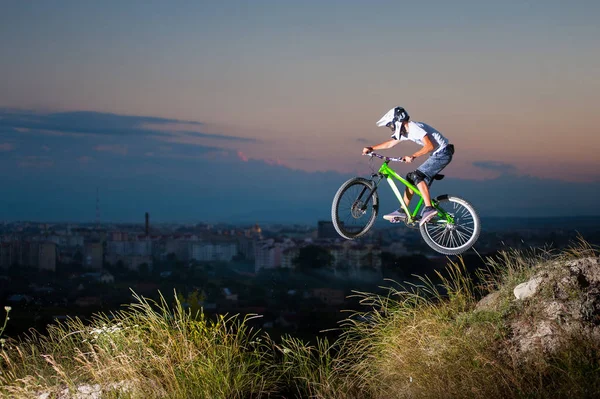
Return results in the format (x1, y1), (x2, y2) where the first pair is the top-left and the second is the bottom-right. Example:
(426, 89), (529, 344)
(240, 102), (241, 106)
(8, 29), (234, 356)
(430, 226), (446, 242)
(333, 180), (378, 238)
(424, 199), (479, 250)
(442, 230), (452, 247)
(458, 225), (474, 234)
(456, 229), (470, 244)
(450, 232), (458, 248)
(420, 196), (480, 254)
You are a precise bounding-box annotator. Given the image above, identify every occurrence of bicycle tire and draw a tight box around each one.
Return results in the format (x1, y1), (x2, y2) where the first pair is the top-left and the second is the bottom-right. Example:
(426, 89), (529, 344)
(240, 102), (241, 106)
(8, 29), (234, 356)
(331, 177), (379, 240)
(419, 195), (480, 255)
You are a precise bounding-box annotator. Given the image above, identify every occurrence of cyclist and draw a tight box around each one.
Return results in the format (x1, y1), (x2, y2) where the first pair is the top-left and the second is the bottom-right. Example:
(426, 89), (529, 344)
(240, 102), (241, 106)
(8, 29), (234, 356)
(362, 106), (454, 226)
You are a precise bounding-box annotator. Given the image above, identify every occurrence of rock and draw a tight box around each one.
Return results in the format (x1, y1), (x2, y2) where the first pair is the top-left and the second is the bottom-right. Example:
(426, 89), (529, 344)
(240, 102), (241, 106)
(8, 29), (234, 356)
(475, 291), (501, 311)
(514, 276), (543, 300)
(507, 256), (600, 362)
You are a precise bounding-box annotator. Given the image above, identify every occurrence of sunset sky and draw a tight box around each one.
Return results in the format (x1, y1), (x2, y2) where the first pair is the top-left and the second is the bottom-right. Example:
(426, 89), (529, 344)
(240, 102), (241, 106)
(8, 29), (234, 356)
(1, 1), (599, 222)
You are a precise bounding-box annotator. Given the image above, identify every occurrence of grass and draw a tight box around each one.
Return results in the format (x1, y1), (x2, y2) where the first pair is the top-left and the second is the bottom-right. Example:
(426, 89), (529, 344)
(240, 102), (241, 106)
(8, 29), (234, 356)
(0, 293), (276, 398)
(1, 239), (599, 398)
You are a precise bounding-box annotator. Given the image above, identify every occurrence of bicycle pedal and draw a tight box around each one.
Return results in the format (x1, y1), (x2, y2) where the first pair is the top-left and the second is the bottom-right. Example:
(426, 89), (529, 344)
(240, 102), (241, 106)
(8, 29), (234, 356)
(390, 217), (404, 223)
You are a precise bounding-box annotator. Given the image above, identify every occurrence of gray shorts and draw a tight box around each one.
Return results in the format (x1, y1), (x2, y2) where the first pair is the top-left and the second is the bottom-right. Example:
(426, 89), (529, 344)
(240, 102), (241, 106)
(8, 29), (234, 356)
(417, 144), (454, 185)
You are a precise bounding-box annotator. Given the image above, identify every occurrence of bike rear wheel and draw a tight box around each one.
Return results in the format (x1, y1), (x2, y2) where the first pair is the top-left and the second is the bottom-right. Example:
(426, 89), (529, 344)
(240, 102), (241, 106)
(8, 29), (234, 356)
(331, 177), (379, 240)
(419, 195), (480, 255)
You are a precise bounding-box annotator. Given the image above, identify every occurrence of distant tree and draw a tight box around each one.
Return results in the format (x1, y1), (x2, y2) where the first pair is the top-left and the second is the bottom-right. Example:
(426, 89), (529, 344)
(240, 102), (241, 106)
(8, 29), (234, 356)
(293, 245), (334, 272)
(360, 252), (378, 272)
(138, 263), (150, 276)
(73, 250), (83, 265)
(232, 252), (246, 262)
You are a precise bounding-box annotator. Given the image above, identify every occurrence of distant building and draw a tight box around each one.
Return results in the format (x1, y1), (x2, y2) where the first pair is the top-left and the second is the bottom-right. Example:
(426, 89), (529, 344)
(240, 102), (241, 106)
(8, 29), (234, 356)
(190, 241), (237, 262)
(254, 238), (296, 272)
(4, 241), (57, 272)
(254, 241), (282, 272)
(0, 242), (15, 269)
(244, 223), (262, 239)
(328, 241), (382, 275)
(317, 221), (339, 240)
(38, 242), (56, 271)
(164, 239), (192, 261)
(236, 236), (255, 260)
(110, 231), (129, 241)
(84, 242), (103, 270)
(108, 255), (152, 271)
(281, 247), (300, 269)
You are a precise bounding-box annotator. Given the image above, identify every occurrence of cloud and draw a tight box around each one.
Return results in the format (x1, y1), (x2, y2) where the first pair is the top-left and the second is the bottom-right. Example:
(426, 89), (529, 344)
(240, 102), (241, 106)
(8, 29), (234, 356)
(234, 151), (288, 166)
(182, 130), (259, 143)
(237, 150), (249, 162)
(18, 156), (54, 168)
(472, 160), (517, 175)
(78, 156), (93, 164)
(94, 144), (128, 155)
(265, 158), (286, 167)
(0, 143), (15, 152)
(0, 109), (253, 143)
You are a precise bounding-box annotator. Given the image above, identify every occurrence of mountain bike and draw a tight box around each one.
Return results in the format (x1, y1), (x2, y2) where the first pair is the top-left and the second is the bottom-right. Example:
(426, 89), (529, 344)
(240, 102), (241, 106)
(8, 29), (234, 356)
(331, 152), (480, 255)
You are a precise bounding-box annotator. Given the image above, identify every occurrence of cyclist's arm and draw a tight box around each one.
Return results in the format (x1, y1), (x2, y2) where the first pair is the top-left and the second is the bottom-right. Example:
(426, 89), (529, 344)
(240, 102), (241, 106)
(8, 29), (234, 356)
(410, 135), (435, 158)
(362, 139), (400, 154)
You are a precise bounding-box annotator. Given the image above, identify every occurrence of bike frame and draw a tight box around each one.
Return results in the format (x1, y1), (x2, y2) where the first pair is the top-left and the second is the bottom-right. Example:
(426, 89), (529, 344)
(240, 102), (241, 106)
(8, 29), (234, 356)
(365, 154), (454, 225)
(377, 161), (424, 222)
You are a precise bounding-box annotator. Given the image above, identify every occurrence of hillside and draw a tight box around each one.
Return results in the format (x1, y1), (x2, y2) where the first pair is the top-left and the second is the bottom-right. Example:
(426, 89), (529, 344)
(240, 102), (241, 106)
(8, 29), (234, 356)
(1, 240), (599, 398)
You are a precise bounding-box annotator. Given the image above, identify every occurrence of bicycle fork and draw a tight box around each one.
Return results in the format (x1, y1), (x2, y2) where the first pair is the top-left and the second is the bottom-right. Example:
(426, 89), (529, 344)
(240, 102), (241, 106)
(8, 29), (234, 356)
(357, 175), (381, 212)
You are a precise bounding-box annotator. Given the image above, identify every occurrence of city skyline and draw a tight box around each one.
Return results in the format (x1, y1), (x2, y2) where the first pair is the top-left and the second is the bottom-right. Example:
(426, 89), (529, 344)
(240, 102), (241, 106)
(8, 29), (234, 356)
(1, 2), (599, 222)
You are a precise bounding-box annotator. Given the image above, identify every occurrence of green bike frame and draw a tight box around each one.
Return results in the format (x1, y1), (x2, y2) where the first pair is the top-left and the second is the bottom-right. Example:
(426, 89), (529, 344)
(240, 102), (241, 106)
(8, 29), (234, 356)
(376, 161), (454, 224)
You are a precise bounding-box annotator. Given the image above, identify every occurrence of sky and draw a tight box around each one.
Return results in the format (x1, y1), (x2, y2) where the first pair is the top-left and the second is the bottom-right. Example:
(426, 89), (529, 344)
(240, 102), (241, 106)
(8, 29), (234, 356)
(1, 1), (599, 223)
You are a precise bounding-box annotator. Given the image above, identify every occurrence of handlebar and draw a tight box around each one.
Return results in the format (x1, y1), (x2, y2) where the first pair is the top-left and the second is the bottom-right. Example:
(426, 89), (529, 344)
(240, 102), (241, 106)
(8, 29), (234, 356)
(364, 152), (405, 162)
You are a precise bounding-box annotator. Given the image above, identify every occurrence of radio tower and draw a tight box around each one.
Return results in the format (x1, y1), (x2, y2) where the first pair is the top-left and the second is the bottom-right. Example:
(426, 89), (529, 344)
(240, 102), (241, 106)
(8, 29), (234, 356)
(96, 188), (100, 228)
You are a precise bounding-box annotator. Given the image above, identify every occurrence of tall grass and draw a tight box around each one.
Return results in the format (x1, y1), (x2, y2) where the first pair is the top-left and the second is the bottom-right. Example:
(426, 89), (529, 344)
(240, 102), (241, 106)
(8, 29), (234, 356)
(0, 292), (276, 398)
(1, 240), (599, 398)
(336, 240), (600, 398)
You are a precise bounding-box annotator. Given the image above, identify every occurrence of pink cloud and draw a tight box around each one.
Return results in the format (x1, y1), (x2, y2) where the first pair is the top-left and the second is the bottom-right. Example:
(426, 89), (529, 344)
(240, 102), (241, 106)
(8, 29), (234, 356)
(265, 158), (286, 167)
(237, 151), (249, 162)
(42, 145), (51, 152)
(94, 144), (128, 155)
(0, 143), (15, 152)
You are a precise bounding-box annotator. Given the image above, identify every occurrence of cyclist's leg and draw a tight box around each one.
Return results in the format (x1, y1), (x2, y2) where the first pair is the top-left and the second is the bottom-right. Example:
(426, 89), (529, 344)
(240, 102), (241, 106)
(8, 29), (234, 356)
(404, 186), (413, 206)
(417, 180), (432, 206)
(415, 147), (453, 207)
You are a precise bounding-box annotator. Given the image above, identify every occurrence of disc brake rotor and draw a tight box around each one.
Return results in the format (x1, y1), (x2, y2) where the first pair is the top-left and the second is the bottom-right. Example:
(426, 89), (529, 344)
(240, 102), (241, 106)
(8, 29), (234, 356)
(351, 201), (366, 218)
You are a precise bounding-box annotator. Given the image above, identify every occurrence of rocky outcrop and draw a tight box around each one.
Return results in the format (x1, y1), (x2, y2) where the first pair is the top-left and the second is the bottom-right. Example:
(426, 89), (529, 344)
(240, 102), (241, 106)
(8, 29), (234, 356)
(477, 256), (600, 362)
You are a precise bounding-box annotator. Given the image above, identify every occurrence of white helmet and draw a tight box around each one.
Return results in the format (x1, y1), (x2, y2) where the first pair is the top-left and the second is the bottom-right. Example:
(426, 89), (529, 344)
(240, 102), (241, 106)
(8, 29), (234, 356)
(376, 106), (410, 137)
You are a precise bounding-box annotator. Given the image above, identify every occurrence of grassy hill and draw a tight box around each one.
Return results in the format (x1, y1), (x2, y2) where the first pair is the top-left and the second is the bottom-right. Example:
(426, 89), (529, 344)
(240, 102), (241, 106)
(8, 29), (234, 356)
(1, 239), (599, 398)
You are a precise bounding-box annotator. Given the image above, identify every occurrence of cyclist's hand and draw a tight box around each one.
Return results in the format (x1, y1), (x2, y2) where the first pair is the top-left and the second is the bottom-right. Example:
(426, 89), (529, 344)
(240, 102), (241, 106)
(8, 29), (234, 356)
(402, 155), (415, 163)
(362, 147), (373, 155)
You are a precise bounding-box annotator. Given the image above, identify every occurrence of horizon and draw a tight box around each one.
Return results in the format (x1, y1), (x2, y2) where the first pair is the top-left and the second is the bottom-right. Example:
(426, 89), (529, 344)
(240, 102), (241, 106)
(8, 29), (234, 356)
(4, 215), (600, 228)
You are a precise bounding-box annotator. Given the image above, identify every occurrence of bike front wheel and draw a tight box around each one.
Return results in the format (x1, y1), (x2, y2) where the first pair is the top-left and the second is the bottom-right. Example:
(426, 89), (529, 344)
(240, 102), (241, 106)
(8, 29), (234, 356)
(331, 177), (379, 240)
(419, 195), (480, 255)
